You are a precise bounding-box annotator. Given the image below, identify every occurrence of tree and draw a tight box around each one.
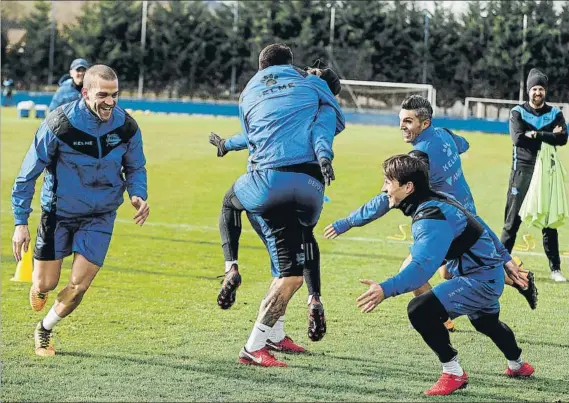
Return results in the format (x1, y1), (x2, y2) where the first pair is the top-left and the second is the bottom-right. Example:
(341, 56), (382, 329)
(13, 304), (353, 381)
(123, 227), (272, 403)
(1, 30), (7, 69)
(370, 1), (423, 83)
(556, 1), (569, 99)
(484, 0), (526, 99)
(65, 1), (142, 88)
(9, 0), (70, 87)
(331, 0), (384, 80)
(455, 1), (492, 99)
(525, 0), (562, 101)
(145, 1), (232, 98)
(426, 2), (462, 107)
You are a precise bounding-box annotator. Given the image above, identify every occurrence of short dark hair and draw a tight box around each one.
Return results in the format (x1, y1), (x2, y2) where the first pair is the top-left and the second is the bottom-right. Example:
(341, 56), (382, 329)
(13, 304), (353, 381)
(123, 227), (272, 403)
(401, 95), (433, 123)
(259, 43), (293, 70)
(84, 64), (118, 89)
(382, 154), (430, 193)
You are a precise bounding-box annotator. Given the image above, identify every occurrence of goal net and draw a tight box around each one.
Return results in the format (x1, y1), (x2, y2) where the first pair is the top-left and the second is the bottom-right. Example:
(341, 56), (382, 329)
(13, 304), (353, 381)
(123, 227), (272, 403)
(337, 79), (437, 116)
(464, 97), (569, 120)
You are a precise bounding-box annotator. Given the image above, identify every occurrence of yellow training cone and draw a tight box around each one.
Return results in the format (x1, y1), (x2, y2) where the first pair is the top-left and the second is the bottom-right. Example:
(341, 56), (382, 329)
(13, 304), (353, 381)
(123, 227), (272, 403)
(387, 224), (411, 241)
(513, 233), (536, 252)
(11, 245), (33, 282)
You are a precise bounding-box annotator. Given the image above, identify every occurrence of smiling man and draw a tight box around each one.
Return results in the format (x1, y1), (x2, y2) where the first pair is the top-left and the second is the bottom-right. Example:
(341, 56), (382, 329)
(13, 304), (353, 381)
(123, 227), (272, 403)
(11, 64), (149, 356)
(49, 58), (90, 111)
(324, 95), (538, 318)
(501, 68), (568, 282)
(356, 154), (534, 396)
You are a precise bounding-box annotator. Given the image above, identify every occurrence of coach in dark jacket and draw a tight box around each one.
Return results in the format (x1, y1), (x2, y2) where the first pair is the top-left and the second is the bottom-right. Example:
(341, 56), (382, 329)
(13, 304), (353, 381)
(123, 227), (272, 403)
(501, 68), (568, 282)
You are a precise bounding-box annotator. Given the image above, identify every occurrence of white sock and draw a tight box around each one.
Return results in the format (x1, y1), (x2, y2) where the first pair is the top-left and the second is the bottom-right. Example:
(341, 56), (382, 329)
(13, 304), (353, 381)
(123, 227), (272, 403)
(508, 356), (524, 371)
(268, 316), (286, 343)
(307, 294), (323, 304)
(42, 306), (62, 331)
(442, 357), (464, 376)
(244, 322), (271, 352)
(225, 261), (238, 273)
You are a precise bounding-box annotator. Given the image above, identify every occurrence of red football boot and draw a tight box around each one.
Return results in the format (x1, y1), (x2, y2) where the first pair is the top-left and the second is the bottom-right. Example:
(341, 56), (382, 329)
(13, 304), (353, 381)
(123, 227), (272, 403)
(238, 346), (288, 367)
(505, 362), (534, 377)
(266, 336), (306, 353)
(424, 372), (469, 396)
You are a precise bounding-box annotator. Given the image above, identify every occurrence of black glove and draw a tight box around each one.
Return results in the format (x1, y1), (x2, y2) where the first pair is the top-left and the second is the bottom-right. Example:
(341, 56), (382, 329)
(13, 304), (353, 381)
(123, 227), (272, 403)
(306, 59), (341, 95)
(319, 68), (341, 96)
(319, 157), (335, 186)
(209, 132), (228, 157)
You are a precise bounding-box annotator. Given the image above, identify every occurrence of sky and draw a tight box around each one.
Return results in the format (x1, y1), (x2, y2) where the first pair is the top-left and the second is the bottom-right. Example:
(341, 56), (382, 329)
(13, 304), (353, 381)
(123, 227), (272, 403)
(416, 0), (565, 15)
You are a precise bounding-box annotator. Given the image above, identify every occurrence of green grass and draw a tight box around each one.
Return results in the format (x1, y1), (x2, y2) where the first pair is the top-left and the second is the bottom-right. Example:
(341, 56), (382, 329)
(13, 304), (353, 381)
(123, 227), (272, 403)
(1, 107), (568, 402)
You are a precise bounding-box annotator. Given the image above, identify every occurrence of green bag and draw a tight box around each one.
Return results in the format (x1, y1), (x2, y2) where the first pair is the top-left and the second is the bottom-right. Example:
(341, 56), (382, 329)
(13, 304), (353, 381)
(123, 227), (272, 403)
(519, 143), (569, 229)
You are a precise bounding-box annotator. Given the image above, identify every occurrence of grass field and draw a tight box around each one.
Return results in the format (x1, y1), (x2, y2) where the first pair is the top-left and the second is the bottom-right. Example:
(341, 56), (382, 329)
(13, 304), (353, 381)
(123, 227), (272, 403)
(1, 107), (568, 402)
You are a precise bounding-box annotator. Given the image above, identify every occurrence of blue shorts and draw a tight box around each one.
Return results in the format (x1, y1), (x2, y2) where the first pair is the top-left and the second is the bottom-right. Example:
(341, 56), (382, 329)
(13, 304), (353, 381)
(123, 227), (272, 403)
(235, 167), (324, 277)
(34, 209), (117, 267)
(432, 273), (505, 320)
(246, 211), (280, 278)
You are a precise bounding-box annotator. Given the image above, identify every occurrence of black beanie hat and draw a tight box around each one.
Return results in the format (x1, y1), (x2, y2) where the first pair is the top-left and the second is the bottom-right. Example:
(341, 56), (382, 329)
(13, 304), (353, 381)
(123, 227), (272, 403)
(526, 68), (548, 93)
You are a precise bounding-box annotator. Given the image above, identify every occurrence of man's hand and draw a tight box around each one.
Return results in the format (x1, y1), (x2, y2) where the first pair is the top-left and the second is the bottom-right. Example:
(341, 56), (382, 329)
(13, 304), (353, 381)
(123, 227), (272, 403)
(553, 125), (563, 134)
(306, 66), (341, 96)
(323, 224), (340, 239)
(209, 132), (228, 157)
(131, 196), (150, 226)
(12, 224), (31, 261)
(319, 157), (335, 186)
(524, 130), (537, 139)
(504, 259), (528, 289)
(356, 279), (385, 313)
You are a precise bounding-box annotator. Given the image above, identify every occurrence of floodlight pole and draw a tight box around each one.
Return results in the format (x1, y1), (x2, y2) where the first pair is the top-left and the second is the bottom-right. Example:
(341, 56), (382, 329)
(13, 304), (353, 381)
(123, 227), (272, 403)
(518, 13), (528, 103)
(422, 10), (432, 84)
(137, 0), (148, 99)
(48, 0), (56, 86)
(230, 1), (239, 99)
(328, 5), (336, 57)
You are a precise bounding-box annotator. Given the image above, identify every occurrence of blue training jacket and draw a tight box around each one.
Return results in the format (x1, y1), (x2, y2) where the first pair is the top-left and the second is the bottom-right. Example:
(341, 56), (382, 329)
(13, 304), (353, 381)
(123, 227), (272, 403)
(12, 99), (147, 225)
(380, 193), (506, 299)
(238, 65), (345, 170)
(332, 125), (475, 234)
(49, 76), (82, 111)
(225, 105), (339, 165)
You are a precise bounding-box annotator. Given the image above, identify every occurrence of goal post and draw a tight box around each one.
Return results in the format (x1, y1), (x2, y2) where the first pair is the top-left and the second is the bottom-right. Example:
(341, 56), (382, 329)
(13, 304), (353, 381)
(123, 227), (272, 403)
(338, 79), (438, 116)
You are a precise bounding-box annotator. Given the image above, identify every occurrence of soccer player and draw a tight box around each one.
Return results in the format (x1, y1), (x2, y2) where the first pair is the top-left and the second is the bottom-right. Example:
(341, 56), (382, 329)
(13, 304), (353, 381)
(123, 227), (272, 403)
(11, 64), (149, 357)
(209, 64), (342, 342)
(324, 95), (538, 313)
(356, 154), (534, 396)
(501, 68), (568, 282)
(49, 58), (90, 111)
(219, 43), (345, 366)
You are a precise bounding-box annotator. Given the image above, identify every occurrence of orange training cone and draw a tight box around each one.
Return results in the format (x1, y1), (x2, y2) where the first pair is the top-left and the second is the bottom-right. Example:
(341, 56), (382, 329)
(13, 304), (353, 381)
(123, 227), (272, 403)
(11, 245), (33, 282)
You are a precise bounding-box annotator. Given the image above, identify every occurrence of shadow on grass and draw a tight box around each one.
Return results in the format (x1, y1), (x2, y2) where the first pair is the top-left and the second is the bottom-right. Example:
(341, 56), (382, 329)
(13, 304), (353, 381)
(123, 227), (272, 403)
(55, 350), (539, 402)
(57, 350), (416, 401)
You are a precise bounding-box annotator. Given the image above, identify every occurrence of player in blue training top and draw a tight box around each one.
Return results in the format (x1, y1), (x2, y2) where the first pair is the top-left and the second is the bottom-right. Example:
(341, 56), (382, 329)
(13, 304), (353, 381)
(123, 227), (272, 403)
(209, 63), (342, 344)
(356, 154), (534, 396)
(324, 95), (537, 314)
(215, 43), (345, 367)
(49, 58), (90, 111)
(11, 65), (149, 357)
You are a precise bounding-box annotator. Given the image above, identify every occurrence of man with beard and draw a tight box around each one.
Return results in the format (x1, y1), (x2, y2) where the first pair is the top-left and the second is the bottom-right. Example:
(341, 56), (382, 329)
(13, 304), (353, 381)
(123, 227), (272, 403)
(12, 64), (149, 356)
(501, 68), (568, 282)
(49, 58), (90, 111)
